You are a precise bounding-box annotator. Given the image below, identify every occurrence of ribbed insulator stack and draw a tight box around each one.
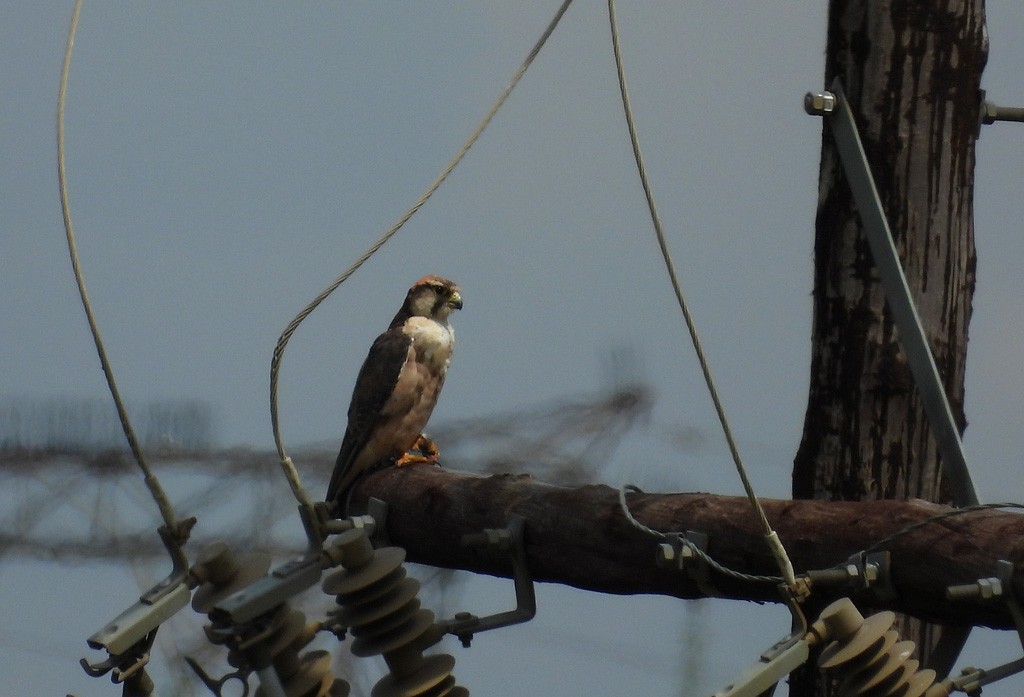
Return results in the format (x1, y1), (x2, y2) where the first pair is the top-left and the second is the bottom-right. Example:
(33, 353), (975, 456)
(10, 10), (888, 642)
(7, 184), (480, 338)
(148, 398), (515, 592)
(249, 605), (348, 697)
(812, 598), (949, 697)
(323, 528), (467, 697)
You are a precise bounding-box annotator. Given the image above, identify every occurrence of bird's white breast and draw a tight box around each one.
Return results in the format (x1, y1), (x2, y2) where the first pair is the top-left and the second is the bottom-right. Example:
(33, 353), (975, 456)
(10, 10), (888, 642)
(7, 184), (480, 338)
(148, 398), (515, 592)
(403, 316), (455, 371)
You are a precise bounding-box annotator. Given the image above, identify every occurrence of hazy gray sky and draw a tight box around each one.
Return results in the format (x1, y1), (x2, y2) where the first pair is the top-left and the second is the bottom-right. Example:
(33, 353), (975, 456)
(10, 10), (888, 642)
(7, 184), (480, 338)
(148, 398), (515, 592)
(4, 2), (1024, 696)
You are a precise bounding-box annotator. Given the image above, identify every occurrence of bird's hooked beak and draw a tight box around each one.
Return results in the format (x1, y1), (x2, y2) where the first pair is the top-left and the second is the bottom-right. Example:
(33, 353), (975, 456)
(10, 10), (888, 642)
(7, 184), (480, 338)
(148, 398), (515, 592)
(448, 289), (464, 311)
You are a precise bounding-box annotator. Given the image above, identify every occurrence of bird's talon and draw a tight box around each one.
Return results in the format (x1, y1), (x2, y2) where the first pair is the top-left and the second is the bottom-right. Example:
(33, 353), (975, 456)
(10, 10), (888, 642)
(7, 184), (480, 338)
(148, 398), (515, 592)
(395, 453), (437, 468)
(411, 434), (440, 459)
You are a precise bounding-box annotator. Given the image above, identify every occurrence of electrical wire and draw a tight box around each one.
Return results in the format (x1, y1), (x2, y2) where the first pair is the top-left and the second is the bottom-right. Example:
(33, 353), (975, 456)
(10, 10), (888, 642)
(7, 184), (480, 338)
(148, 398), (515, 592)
(605, 0), (795, 586)
(269, 0), (577, 505)
(57, 0), (188, 555)
(859, 502), (1024, 556)
(620, 484), (1024, 586)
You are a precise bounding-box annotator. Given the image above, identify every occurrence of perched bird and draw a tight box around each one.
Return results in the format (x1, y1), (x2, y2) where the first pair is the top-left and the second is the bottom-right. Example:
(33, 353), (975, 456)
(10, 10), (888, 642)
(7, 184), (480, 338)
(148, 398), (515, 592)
(326, 275), (463, 507)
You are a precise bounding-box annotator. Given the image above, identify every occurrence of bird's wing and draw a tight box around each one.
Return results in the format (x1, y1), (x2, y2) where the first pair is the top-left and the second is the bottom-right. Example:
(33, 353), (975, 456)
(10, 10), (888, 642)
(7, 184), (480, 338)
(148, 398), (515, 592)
(326, 327), (413, 503)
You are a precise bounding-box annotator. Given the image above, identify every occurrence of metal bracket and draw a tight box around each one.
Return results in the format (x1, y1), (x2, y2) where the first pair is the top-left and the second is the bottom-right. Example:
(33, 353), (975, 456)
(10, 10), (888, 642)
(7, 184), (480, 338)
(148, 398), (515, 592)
(141, 521), (195, 603)
(197, 546), (338, 697)
(855, 551), (895, 601)
(84, 581), (191, 659)
(804, 80), (980, 509)
(948, 560), (1024, 649)
(442, 514), (537, 647)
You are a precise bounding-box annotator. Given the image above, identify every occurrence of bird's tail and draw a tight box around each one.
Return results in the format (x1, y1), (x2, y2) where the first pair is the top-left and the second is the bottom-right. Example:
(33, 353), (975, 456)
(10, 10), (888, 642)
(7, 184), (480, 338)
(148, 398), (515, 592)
(325, 460), (355, 507)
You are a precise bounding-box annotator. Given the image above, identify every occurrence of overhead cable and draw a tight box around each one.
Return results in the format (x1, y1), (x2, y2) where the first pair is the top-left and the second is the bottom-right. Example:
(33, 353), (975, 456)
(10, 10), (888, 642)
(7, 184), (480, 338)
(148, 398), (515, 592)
(606, 0), (795, 586)
(57, 0), (190, 561)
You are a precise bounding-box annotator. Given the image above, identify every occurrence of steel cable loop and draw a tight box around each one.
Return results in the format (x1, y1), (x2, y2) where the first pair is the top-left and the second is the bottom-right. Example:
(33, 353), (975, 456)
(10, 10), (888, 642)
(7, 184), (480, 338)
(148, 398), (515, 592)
(57, 0), (186, 547)
(618, 485), (784, 585)
(606, 0), (795, 586)
(269, 0), (578, 502)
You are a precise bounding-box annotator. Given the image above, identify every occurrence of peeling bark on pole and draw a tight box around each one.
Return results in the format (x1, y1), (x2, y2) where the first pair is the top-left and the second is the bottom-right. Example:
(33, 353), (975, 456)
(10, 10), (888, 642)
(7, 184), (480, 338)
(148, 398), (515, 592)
(350, 466), (1024, 630)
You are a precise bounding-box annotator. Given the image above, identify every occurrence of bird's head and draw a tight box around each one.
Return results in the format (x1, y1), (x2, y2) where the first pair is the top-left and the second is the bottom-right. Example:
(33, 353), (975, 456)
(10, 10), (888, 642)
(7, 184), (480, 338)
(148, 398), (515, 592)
(404, 275), (463, 322)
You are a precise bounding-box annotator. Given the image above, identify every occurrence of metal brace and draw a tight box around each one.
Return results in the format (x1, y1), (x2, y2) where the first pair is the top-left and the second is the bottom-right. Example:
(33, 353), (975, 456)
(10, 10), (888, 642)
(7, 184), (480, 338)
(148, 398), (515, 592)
(442, 514), (537, 647)
(207, 510), (387, 628)
(804, 80), (980, 510)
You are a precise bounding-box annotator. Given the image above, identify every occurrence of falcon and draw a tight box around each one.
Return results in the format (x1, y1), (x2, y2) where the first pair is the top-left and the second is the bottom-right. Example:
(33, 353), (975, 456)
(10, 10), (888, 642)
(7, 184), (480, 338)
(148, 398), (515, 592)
(326, 275), (462, 507)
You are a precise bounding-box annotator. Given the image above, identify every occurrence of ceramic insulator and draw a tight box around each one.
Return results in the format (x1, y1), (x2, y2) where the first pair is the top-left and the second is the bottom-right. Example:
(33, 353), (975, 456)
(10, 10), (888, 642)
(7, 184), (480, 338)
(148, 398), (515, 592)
(814, 598), (945, 697)
(323, 528), (468, 697)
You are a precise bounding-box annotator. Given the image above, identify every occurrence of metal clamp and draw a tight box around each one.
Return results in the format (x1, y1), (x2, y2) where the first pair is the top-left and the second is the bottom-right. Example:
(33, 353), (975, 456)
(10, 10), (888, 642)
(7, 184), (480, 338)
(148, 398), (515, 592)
(806, 551), (895, 602)
(655, 531), (718, 597)
(712, 630), (809, 697)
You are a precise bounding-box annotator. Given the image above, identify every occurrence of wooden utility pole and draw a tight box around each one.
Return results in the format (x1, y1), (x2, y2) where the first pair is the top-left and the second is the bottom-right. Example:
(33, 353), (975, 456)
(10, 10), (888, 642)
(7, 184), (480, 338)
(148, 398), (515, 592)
(792, 1), (988, 694)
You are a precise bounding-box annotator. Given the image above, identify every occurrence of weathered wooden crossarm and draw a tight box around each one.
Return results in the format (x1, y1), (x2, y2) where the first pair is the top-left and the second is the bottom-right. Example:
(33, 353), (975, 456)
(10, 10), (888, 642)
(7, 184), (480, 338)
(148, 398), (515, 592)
(349, 465), (1024, 630)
